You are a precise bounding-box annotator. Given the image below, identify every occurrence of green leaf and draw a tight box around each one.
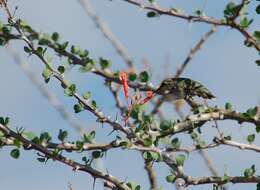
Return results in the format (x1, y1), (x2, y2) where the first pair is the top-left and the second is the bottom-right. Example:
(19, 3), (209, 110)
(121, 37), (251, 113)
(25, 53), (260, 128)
(143, 137), (153, 147)
(58, 41), (69, 51)
(13, 139), (21, 148)
(92, 151), (102, 159)
(256, 4), (260, 14)
(70, 45), (80, 54)
(0, 38), (6, 46)
(223, 2), (240, 18)
(76, 141), (84, 150)
(79, 49), (89, 58)
(240, 17), (253, 29)
(64, 84), (76, 96)
(10, 149), (20, 159)
(244, 165), (256, 177)
(254, 31), (260, 41)
(83, 131), (95, 143)
(79, 59), (95, 72)
(256, 125), (260, 133)
(24, 46), (31, 53)
(166, 174), (176, 183)
(99, 57), (111, 69)
(42, 66), (53, 83)
(247, 134), (255, 144)
(58, 129), (68, 142)
(190, 132), (198, 140)
(160, 120), (174, 131)
(224, 135), (232, 140)
(147, 11), (157, 17)
(37, 157), (46, 163)
(246, 107), (258, 118)
(130, 105), (144, 120)
(128, 73), (137, 81)
(91, 100), (97, 110)
(222, 173), (230, 183)
(39, 132), (52, 143)
(255, 60), (260, 66)
(73, 104), (84, 113)
(225, 102), (233, 111)
(176, 154), (186, 166)
(257, 182), (260, 190)
(58, 66), (65, 74)
(139, 71), (150, 82)
(127, 182), (141, 190)
(83, 91), (91, 100)
(171, 138), (181, 148)
(51, 32), (59, 41)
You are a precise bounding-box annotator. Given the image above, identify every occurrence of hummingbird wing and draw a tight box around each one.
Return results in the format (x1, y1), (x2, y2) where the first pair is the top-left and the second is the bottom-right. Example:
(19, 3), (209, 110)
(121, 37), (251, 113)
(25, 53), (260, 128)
(174, 78), (215, 99)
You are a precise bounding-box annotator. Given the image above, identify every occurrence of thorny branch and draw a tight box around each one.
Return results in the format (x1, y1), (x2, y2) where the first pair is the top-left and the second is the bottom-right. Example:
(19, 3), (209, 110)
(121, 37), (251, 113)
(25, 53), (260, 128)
(121, 0), (260, 51)
(0, 124), (131, 190)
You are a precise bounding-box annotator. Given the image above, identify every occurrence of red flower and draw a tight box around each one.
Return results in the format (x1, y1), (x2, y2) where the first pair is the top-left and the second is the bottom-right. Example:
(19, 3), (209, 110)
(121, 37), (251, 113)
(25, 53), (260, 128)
(119, 71), (129, 99)
(141, 91), (154, 104)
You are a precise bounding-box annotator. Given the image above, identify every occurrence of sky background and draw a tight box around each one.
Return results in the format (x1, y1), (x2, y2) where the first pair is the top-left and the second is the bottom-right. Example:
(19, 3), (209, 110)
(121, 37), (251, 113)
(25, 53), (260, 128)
(0, 0), (260, 190)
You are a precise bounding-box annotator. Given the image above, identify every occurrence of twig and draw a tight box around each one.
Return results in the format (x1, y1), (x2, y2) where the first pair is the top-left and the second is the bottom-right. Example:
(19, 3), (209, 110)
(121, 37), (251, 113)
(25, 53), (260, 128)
(0, 124), (131, 190)
(6, 46), (87, 135)
(121, 0), (259, 51)
(78, 0), (134, 68)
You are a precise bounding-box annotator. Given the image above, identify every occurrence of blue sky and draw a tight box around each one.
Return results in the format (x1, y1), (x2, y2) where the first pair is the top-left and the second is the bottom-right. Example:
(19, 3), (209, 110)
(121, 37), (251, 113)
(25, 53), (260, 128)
(0, 0), (260, 190)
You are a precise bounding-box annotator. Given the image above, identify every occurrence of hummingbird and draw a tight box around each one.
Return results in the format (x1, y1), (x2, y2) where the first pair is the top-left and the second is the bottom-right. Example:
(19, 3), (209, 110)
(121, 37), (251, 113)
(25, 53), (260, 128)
(153, 77), (215, 101)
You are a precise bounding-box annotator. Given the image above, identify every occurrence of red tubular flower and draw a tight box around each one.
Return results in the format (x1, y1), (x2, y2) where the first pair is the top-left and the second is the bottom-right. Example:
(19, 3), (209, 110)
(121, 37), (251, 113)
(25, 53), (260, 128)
(119, 71), (129, 99)
(141, 91), (154, 104)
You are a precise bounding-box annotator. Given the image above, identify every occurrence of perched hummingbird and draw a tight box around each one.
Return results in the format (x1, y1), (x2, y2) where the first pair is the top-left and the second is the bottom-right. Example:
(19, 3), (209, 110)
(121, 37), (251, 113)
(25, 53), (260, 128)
(154, 77), (215, 101)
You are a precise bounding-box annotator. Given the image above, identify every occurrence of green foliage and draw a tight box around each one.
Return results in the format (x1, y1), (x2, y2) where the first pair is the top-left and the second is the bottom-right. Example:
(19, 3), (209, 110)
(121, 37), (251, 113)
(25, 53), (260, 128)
(128, 72), (137, 81)
(83, 91), (91, 100)
(247, 134), (255, 144)
(57, 65), (65, 74)
(223, 2), (241, 18)
(92, 150), (103, 159)
(143, 151), (161, 162)
(76, 140), (84, 151)
(256, 4), (260, 14)
(257, 183), (260, 190)
(255, 60), (260, 66)
(166, 174), (176, 183)
(0, 117), (10, 126)
(99, 57), (111, 69)
(254, 31), (260, 41)
(127, 182), (141, 190)
(64, 84), (76, 96)
(147, 11), (157, 18)
(73, 103), (84, 113)
(130, 105), (144, 120)
(143, 137), (153, 147)
(83, 131), (95, 143)
(51, 32), (59, 42)
(79, 59), (95, 72)
(139, 71), (150, 82)
(176, 154), (186, 166)
(171, 137), (181, 149)
(225, 102), (233, 111)
(242, 106), (258, 120)
(58, 129), (68, 142)
(42, 66), (53, 83)
(39, 132), (52, 144)
(244, 165), (256, 177)
(160, 120), (174, 131)
(10, 148), (20, 159)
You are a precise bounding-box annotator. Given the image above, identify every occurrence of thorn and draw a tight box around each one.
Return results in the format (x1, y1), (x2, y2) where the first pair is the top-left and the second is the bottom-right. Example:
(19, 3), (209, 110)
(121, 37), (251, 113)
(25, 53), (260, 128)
(92, 177), (96, 190)
(107, 129), (116, 136)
